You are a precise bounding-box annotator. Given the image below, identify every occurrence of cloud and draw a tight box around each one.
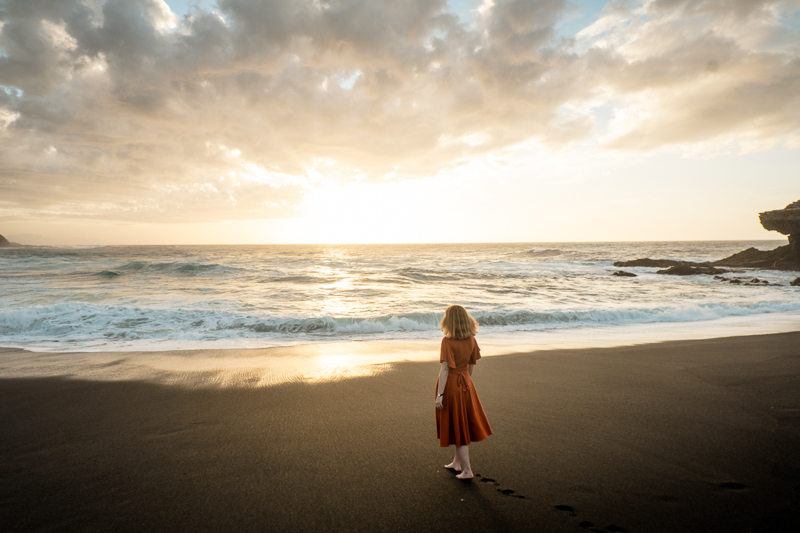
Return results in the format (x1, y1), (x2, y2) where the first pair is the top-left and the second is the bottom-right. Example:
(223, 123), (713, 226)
(0, 0), (798, 223)
(583, 0), (800, 150)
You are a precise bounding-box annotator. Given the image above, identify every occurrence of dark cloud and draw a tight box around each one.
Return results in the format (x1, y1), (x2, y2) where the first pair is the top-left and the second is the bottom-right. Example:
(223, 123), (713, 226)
(0, 0), (798, 222)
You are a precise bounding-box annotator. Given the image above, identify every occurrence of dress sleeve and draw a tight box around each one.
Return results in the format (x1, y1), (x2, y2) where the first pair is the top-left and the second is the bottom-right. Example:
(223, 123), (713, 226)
(440, 338), (456, 368)
(469, 337), (481, 365)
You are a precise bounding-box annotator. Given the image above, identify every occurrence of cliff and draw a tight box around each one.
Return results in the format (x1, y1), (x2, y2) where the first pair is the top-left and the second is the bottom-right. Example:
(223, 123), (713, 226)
(758, 200), (800, 251)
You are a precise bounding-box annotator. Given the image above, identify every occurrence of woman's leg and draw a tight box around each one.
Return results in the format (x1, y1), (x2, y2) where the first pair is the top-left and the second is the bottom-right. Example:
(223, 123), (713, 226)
(444, 448), (461, 470)
(455, 445), (473, 479)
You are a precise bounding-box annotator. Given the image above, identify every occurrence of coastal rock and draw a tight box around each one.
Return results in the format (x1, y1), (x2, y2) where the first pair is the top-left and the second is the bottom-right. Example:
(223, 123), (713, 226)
(759, 200), (800, 247)
(612, 270), (637, 277)
(656, 265), (728, 276)
(713, 246), (800, 270)
(791, 278), (800, 287)
(615, 200), (800, 272)
(613, 258), (685, 268)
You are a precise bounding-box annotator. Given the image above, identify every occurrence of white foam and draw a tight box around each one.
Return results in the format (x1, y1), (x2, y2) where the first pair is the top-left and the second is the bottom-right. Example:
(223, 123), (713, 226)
(2, 301), (799, 353)
(479, 311), (800, 353)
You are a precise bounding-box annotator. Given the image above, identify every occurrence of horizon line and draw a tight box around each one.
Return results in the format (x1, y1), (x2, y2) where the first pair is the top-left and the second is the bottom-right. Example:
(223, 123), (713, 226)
(4, 238), (788, 247)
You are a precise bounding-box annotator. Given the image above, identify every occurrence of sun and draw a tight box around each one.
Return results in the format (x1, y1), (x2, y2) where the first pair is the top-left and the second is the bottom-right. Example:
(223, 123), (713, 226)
(295, 181), (444, 244)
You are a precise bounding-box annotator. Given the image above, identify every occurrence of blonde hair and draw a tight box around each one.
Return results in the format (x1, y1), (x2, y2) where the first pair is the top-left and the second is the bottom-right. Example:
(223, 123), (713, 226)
(440, 305), (479, 340)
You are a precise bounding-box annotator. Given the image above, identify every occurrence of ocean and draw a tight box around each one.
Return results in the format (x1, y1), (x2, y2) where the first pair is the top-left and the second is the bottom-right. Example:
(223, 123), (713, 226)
(1, 241), (798, 353)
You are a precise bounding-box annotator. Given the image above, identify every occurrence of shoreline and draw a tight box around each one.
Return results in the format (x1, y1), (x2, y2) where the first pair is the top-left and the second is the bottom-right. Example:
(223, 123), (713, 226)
(4, 240), (798, 362)
(1, 331), (799, 532)
(5, 310), (800, 355)
(2, 313), (799, 388)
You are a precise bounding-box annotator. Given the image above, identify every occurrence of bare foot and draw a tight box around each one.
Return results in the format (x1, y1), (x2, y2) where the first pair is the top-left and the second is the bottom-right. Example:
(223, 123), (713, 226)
(456, 471), (474, 480)
(444, 461), (462, 471)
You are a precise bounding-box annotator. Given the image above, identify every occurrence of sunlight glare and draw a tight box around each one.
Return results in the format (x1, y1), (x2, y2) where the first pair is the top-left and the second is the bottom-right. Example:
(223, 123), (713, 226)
(300, 181), (440, 244)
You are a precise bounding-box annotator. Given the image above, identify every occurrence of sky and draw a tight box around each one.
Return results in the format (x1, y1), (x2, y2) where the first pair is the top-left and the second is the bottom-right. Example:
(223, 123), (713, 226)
(0, 0), (798, 245)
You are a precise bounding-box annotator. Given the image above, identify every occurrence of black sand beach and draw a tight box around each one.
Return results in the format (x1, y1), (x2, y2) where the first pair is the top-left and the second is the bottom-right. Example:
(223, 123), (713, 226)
(2, 332), (800, 532)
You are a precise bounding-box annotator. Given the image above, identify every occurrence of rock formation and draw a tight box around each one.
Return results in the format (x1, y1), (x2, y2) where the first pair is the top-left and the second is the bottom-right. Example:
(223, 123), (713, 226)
(611, 259), (684, 268)
(615, 200), (800, 273)
(759, 200), (800, 249)
(715, 200), (800, 271)
(0, 234), (24, 247)
(655, 265), (728, 276)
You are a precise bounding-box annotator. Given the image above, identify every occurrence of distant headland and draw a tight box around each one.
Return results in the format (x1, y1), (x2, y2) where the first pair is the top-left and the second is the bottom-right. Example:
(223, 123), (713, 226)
(0, 233), (21, 247)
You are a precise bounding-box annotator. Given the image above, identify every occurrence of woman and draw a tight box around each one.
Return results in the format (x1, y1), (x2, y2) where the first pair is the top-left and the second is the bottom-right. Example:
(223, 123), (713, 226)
(435, 305), (492, 480)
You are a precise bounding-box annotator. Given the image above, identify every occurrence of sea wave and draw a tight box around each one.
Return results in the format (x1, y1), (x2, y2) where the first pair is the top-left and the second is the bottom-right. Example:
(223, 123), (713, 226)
(3, 300), (800, 351)
(258, 275), (338, 284)
(2, 241), (797, 353)
(116, 261), (241, 276)
(395, 268), (460, 282)
(50, 245), (108, 249)
(523, 248), (564, 258)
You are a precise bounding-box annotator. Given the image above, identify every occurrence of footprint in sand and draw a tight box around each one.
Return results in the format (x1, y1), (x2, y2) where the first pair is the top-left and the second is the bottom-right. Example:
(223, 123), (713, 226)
(475, 475), (525, 498)
(554, 506), (627, 532)
(719, 482), (748, 490)
(578, 521), (609, 533)
(554, 505), (577, 517)
(497, 488), (524, 498)
(477, 475), (500, 486)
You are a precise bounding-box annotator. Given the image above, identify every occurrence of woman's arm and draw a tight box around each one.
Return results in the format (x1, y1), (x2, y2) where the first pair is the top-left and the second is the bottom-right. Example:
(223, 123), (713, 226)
(435, 362), (449, 410)
(469, 363), (475, 377)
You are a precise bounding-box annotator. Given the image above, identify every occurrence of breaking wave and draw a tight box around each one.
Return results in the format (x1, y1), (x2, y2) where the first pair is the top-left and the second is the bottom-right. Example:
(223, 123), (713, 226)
(3, 300), (800, 352)
(523, 248), (564, 258)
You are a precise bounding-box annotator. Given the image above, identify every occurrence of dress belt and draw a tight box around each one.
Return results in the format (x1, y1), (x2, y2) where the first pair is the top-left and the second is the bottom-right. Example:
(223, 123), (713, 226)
(452, 369), (470, 394)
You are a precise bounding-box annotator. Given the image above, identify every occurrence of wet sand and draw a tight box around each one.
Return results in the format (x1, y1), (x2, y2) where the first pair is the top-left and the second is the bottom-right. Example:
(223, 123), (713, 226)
(1, 332), (799, 532)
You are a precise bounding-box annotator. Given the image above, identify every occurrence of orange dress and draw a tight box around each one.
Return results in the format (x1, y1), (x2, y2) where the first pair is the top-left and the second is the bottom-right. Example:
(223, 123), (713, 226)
(435, 336), (493, 447)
